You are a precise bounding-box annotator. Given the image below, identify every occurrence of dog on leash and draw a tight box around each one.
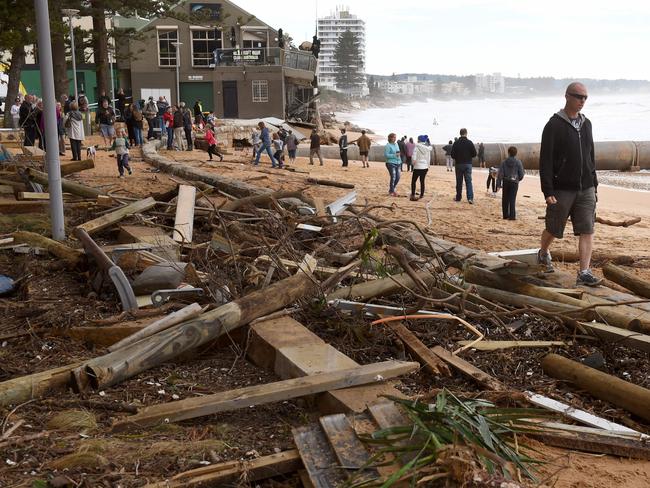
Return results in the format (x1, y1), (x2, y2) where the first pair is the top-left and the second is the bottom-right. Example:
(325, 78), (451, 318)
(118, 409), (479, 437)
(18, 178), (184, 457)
(86, 144), (99, 160)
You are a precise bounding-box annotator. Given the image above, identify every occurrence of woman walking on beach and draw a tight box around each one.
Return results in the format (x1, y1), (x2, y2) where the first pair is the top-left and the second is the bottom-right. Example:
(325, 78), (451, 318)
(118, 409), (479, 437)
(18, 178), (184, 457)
(410, 136), (432, 201)
(385, 133), (402, 196)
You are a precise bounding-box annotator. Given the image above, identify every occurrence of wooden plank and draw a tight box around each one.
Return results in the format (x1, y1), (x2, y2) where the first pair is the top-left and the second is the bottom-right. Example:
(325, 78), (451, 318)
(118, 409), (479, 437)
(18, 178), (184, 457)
(249, 317), (406, 413)
(525, 391), (638, 434)
(76, 197), (156, 235)
(17, 192), (50, 201)
(111, 360), (418, 432)
(293, 425), (347, 488)
(457, 340), (570, 351)
(0, 185), (14, 195)
(385, 322), (450, 376)
(173, 185), (196, 243)
(143, 450), (303, 488)
(368, 402), (409, 429)
(313, 197), (327, 217)
(118, 224), (179, 261)
(0, 200), (49, 214)
(430, 346), (506, 391)
(579, 321), (650, 354)
(319, 414), (378, 476)
(529, 429), (650, 460)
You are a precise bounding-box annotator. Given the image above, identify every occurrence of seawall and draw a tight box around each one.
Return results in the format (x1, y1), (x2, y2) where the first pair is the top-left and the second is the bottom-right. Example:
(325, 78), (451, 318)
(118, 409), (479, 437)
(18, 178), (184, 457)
(297, 141), (650, 170)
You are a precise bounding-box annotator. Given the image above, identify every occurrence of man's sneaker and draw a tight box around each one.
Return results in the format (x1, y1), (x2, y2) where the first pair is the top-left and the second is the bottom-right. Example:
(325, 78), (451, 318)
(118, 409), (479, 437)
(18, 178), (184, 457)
(468, 199), (473, 204)
(576, 269), (603, 287)
(537, 249), (554, 273)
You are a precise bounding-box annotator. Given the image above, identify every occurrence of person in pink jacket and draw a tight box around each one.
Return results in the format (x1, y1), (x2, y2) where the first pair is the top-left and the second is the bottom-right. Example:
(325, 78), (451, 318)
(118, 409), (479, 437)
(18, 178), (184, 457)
(204, 124), (223, 161)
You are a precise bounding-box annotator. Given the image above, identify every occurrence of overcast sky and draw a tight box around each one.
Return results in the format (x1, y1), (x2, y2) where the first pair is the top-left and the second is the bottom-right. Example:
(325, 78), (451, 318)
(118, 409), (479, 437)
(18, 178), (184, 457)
(235, 0), (650, 80)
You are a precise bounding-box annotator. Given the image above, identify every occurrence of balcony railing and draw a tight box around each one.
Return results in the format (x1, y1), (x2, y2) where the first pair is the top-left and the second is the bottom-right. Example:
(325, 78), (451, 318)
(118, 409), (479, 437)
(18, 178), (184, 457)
(212, 47), (317, 72)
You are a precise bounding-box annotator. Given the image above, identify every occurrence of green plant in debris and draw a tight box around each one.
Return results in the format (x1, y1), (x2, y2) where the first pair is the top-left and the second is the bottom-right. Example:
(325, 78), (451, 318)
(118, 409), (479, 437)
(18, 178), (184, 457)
(358, 229), (392, 277)
(350, 390), (549, 487)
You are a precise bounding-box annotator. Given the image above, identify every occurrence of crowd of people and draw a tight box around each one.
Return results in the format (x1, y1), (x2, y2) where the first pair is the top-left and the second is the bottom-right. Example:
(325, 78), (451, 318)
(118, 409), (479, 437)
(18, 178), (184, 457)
(10, 82), (600, 286)
(13, 90), (225, 179)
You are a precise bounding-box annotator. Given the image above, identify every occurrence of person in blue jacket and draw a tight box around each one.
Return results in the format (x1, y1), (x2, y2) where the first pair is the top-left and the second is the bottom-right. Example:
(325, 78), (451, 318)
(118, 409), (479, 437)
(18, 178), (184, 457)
(384, 133), (401, 196)
(253, 121), (277, 166)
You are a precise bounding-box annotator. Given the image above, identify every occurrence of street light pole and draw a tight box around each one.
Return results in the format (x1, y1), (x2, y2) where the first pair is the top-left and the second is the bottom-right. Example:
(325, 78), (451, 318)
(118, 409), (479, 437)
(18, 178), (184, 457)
(171, 41), (183, 105)
(61, 8), (80, 101)
(109, 16), (116, 109)
(34, 0), (65, 240)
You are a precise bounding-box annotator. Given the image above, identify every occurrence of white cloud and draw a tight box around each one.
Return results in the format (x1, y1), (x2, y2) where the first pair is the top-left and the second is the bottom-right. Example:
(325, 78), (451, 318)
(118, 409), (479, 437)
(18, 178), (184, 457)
(235, 0), (650, 79)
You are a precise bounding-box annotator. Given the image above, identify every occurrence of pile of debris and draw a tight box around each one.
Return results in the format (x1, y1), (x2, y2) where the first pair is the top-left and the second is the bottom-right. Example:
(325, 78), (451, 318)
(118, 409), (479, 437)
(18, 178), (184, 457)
(0, 140), (649, 487)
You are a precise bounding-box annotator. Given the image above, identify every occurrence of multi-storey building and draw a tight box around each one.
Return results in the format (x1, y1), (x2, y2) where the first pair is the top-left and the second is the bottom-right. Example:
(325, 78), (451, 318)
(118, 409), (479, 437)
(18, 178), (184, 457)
(475, 73), (505, 94)
(317, 7), (367, 96)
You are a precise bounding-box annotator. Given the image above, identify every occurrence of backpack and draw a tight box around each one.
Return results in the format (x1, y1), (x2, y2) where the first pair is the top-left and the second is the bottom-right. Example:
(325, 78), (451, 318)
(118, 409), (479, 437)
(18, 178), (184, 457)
(64, 115), (72, 129)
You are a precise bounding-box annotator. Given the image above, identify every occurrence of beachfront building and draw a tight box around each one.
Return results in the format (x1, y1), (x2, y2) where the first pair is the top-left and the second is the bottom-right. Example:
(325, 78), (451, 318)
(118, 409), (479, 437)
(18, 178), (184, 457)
(475, 73), (505, 94)
(12, 14), (148, 104)
(125, 0), (317, 120)
(317, 7), (368, 97)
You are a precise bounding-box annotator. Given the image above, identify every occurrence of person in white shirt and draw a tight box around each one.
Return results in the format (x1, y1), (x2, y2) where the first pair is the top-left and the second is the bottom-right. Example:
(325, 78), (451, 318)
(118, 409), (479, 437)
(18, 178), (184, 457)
(10, 97), (21, 129)
(410, 135), (432, 201)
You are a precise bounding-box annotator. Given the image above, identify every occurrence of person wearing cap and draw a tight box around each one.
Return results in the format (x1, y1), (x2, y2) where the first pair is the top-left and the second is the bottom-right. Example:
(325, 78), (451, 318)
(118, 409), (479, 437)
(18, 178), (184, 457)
(410, 135), (432, 201)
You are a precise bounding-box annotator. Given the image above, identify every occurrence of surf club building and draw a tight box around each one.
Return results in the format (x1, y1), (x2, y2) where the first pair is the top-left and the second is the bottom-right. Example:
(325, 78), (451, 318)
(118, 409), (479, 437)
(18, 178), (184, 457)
(126, 0), (317, 119)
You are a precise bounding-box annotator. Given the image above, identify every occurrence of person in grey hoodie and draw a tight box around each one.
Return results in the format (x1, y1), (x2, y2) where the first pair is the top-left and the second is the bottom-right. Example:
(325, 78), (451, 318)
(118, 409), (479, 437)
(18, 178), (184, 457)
(497, 146), (525, 220)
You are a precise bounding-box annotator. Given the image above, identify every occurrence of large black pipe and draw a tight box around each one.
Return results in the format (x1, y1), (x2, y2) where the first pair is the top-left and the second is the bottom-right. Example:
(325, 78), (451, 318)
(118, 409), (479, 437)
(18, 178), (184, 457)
(297, 141), (650, 170)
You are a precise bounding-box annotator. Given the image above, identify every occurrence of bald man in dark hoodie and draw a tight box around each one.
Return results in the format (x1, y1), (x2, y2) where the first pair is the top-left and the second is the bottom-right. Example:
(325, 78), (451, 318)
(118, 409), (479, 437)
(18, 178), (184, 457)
(537, 82), (601, 287)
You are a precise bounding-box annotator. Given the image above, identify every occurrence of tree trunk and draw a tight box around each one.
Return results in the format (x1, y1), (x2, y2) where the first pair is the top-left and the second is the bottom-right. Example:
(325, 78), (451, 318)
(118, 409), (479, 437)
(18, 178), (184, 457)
(72, 263), (318, 391)
(91, 1), (109, 100)
(602, 263), (650, 299)
(541, 353), (650, 423)
(59, 159), (95, 176)
(50, 10), (69, 100)
(464, 265), (650, 333)
(12, 231), (84, 268)
(3, 45), (25, 127)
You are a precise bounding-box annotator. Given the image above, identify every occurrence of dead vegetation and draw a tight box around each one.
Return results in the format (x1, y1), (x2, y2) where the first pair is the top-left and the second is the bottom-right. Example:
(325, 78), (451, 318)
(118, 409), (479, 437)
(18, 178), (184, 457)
(0, 134), (649, 487)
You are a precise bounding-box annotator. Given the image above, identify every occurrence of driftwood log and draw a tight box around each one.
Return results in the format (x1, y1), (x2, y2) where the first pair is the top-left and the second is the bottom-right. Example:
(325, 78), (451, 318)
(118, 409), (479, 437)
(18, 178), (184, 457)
(221, 189), (306, 212)
(26, 168), (103, 199)
(306, 177), (355, 189)
(12, 231), (84, 268)
(71, 259), (318, 391)
(464, 266), (650, 333)
(595, 216), (641, 227)
(603, 263), (650, 299)
(59, 159), (95, 176)
(542, 353), (650, 423)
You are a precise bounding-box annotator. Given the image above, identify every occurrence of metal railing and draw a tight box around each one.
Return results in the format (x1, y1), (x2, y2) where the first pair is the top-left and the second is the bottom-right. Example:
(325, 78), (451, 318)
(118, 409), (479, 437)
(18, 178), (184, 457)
(212, 47), (317, 72)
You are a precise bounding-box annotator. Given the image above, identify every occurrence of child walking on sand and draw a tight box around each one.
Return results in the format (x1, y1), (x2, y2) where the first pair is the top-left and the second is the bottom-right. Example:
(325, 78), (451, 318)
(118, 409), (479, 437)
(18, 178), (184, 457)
(205, 124), (223, 161)
(486, 166), (499, 197)
(272, 132), (284, 168)
(110, 128), (132, 178)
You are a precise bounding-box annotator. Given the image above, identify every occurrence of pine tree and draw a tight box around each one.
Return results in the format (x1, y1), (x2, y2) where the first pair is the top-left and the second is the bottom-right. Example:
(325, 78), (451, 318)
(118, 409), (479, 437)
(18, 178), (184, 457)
(333, 29), (364, 93)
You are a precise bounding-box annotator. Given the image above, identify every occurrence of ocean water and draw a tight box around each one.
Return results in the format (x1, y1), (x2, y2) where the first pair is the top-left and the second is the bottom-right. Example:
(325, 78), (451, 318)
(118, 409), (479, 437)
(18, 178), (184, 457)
(337, 93), (650, 144)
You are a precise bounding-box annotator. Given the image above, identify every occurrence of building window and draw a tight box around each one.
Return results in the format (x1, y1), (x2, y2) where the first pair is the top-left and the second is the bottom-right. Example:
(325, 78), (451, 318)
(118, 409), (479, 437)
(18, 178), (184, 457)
(191, 28), (222, 67)
(252, 80), (269, 103)
(243, 39), (266, 49)
(158, 28), (178, 67)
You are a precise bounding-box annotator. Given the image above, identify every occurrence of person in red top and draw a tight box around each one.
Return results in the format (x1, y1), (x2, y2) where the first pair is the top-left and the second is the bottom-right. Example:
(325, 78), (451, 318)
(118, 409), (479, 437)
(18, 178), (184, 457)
(162, 107), (174, 150)
(204, 124), (223, 161)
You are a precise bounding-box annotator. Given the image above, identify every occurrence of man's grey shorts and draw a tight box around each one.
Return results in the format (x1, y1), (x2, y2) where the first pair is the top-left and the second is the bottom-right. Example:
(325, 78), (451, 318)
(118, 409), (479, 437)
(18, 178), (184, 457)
(545, 187), (596, 238)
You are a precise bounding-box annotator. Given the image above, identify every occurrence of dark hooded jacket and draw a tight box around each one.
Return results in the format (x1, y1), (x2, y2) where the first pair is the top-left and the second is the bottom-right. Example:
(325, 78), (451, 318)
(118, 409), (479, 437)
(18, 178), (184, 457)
(497, 156), (524, 189)
(539, 110), (597, 198)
